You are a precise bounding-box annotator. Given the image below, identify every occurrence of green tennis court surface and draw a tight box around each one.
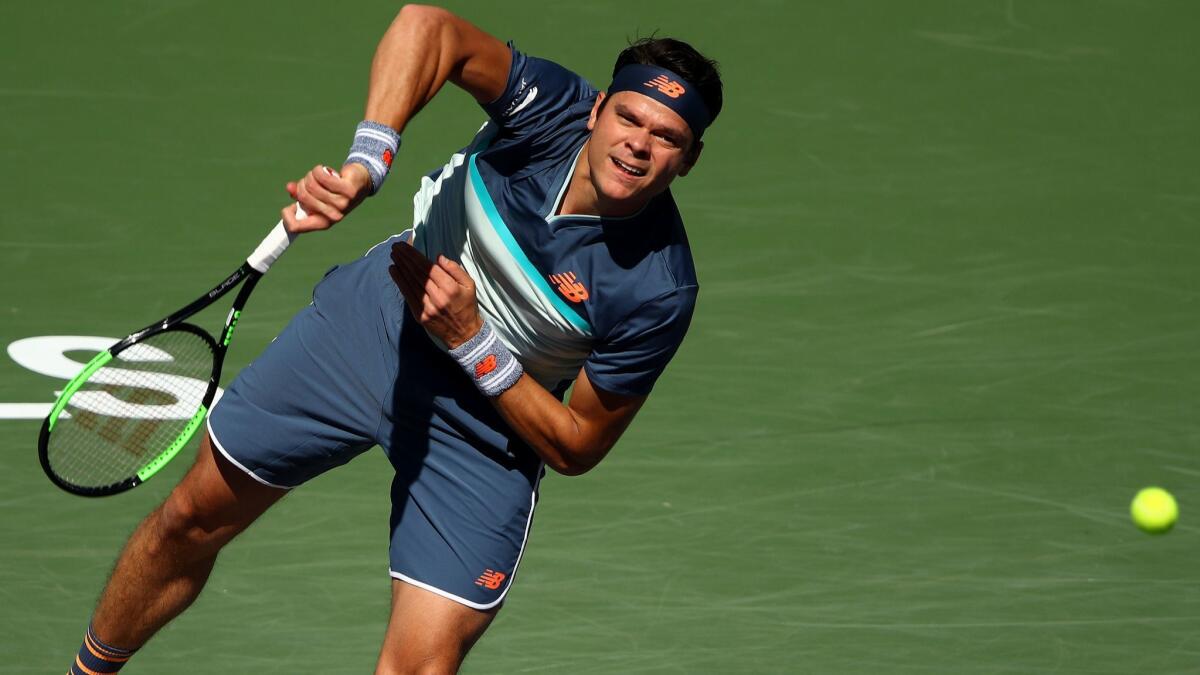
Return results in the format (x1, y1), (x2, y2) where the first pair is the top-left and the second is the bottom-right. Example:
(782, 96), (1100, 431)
(2, 1), (1198, 672)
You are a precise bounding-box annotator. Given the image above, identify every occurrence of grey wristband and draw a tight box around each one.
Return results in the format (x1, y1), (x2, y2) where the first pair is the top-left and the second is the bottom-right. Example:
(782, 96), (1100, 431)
(344, 120), (401, 194)
(448, 320), (524, 397)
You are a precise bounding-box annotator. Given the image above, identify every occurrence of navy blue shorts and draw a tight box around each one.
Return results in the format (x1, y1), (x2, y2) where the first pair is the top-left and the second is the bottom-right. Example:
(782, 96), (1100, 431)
(208, 234), (545, 609)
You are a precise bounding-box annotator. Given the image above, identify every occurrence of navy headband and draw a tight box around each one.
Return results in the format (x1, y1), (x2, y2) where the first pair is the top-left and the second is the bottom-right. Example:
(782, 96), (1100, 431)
(607, 64), (712, 139)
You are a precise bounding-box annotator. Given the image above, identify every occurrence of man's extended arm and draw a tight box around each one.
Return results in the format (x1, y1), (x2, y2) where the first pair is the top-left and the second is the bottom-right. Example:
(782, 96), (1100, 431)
(282, 4), (511, 231)
(493, 366), (646, 476)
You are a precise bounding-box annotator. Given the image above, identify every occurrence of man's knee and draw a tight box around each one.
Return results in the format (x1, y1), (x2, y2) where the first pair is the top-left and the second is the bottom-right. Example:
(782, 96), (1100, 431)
(152, 486), (225, 552)
(376, 650), (466, 675)
(149, 436), (285, 554)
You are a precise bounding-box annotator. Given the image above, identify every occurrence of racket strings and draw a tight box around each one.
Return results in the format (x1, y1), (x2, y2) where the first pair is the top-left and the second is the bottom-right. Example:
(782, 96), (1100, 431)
(46, 330), (215, 488)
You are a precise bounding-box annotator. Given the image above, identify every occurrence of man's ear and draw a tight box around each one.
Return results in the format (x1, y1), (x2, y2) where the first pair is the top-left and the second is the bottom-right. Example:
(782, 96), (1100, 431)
(586, 92), (606, 131)
(678, 139), (703, 177)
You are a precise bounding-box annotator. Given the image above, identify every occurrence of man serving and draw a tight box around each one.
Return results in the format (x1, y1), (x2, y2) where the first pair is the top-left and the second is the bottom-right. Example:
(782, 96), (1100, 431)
(69, 4), (722, 673)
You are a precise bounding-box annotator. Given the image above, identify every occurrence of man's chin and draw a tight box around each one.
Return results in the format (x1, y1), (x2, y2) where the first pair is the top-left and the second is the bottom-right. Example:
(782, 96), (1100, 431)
(596, 192), (644, 217)
(597, 178), (657, 213)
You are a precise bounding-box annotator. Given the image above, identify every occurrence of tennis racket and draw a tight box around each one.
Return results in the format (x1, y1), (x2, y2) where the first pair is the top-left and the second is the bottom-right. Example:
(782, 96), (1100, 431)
(38, 204), (312, 497)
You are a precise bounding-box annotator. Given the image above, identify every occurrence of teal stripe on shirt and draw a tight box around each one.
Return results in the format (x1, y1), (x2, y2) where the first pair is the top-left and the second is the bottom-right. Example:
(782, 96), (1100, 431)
(467, 152), (592, 333)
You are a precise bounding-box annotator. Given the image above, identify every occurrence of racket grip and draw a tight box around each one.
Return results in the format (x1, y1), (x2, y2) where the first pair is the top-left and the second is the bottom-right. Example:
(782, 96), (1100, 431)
(246, 167), (337, 273)
(247, 205), (305, 273)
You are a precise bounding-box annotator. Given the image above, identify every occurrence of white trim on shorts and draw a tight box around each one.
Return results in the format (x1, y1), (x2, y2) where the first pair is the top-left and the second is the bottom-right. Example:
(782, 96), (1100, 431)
(205, 413), (294, 490)
(389, 466), (542, 611)
(364, 229), (413, 257)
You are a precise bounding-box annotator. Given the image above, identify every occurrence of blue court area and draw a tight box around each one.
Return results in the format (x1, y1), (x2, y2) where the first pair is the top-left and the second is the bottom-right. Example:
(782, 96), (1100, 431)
(2, 1), (1198, 672)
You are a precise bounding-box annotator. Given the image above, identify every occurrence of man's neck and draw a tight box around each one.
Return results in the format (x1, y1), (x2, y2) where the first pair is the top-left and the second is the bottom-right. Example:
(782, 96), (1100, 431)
(557, 139), (645, 218)
(557, 140), (599, 217)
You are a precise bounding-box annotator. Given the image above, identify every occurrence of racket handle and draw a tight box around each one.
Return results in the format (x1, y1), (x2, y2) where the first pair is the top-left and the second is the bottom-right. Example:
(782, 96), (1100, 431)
(247, 208), (302, 273)
(246, 167), (338, 273)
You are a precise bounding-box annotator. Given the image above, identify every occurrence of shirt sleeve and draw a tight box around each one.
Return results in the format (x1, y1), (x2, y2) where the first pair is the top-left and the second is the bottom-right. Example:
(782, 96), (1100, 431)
(481, 43), (598, 136)
(583, 286), (699, 397)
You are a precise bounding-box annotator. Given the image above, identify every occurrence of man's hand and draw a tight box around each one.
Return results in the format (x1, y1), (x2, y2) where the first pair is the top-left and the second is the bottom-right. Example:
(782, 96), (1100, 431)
(281, 163), (372, 233)
(388, 241), (484, 349)
(389, 242), (647, 476)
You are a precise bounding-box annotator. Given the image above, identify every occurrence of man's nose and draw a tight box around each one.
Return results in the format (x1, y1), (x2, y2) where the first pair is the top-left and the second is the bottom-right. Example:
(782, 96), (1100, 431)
(627, 129), (651, 156)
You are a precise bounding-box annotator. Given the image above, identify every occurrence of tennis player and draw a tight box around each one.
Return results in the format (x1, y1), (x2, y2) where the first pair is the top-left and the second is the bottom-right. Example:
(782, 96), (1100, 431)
(69, 5), (721, 673)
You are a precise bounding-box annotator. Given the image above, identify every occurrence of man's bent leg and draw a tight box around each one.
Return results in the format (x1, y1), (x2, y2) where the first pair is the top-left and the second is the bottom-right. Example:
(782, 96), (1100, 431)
(88, 432), (288, 650)
(374, 579), (499, 675)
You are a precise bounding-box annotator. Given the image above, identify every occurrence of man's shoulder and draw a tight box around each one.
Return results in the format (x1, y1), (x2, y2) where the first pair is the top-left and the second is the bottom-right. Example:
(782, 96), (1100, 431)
(583, 195), (697, 336)
(476, 47), (597, 181)
(482, 45), (599, 134)
(615, 193), (698, 292)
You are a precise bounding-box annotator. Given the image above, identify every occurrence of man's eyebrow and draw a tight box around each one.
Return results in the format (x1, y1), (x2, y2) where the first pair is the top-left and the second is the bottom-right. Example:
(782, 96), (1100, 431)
(613, 103), (638, 119)
(614, 102), (685, 140)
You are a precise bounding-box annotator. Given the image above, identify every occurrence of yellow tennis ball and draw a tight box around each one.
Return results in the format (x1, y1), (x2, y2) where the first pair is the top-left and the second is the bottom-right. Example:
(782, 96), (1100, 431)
(1131, 487), (1178, 534)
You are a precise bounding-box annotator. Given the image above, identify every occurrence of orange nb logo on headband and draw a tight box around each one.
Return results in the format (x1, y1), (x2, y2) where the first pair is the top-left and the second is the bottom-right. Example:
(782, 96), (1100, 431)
(644, 75), (686, 99)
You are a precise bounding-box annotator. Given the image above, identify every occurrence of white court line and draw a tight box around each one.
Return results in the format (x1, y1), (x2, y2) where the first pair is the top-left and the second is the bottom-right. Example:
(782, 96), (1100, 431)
(0, 403), (51, 419)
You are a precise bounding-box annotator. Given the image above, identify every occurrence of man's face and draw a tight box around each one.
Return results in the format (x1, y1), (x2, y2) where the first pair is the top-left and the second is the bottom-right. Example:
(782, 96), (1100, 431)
(585, 91), (701, 216)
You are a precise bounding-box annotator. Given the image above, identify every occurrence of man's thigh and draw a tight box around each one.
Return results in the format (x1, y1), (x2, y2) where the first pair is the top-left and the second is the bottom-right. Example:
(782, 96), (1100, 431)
(375, 578), (498, 675)
(207, 242), (405, 488)
(160, 432), (288, 540)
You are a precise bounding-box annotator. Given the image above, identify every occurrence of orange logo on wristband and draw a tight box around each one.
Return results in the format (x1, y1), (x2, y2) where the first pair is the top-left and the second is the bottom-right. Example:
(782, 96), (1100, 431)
(475, 354), (497, 379)
(382, 149), (394, 168)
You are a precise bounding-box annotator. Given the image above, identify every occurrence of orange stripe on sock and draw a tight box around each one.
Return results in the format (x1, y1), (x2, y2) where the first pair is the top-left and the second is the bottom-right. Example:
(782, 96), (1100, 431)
(83, 636), (107, 661)
(73, 655), (103, 675)
(85, 633), (131, 662)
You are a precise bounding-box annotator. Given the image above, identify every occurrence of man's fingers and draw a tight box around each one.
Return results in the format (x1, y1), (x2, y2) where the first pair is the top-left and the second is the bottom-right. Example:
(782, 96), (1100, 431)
(391, 240), (435, 274)
(313, 164), (355, 199)
(389, 246), (423, 288)
(438, 255), (474, 288)
(388, 263), (420, 303)
(389, 253), (426, 305)
(426, 261), (458, 290)
(389, 244), (477, 329)
(304, 172), (349, 211)
(281, 202), (331, 233)
(279, 166), (348, 234)
(390, 243), (435, 298)
(295, 175), (344, 224)
(387, 264), (424, 320)
(422, 282), (452, 312)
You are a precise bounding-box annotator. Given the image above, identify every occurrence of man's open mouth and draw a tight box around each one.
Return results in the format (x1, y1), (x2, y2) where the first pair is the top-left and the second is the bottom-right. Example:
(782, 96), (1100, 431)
(612, 157), (646, 177)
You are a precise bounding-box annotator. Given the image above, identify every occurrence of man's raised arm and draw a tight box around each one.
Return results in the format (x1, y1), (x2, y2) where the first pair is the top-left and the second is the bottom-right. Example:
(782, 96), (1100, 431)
(363, 4), (511, 129)
(283, 4), (511, 231)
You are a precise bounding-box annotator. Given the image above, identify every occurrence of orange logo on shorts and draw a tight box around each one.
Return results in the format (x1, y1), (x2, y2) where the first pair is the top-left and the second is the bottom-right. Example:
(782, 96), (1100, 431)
(475, 354), (497, 379)
(645, 75), (686, 99)
(550, 272), (589, 303)
(475, 569), (506, 590)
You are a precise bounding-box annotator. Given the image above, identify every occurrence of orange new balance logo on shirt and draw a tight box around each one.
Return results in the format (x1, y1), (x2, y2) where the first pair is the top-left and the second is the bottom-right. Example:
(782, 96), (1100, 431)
(475, 569), (506, 590)
(644, 75), (686, 99)
(550, 272), (589, 303)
